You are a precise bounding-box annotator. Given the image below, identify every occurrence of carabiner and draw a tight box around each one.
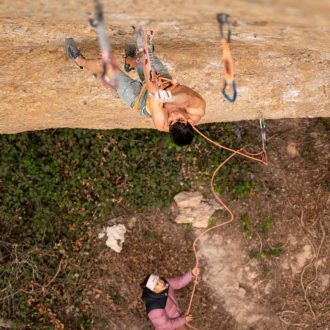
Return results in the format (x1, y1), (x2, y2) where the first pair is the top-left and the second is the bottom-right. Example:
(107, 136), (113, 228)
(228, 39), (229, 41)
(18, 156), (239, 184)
(216, 13), (232, 43)
(259, 116), (266, 152)
(222, 80), (237, 103)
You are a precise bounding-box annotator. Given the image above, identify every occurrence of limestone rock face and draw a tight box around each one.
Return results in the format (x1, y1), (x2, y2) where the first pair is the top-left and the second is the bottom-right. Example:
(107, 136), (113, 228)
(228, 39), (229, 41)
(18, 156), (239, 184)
(1, 0), (329, 134)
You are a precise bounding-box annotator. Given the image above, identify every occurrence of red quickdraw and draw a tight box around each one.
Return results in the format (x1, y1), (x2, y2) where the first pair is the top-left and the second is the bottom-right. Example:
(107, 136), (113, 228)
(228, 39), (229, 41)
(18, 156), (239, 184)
(90, 0), (119, 89)
(216, 13), (237, 103)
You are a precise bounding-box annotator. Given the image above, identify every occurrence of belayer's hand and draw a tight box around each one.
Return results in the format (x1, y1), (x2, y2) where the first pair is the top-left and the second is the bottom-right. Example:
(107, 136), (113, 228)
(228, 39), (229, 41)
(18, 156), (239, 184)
(192, 266), (200, 278)
(185, 314), (193, 323)
(154, 90), (173, 103)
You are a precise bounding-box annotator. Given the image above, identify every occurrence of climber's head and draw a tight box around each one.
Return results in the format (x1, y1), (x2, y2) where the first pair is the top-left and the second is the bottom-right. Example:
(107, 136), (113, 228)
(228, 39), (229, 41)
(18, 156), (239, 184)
(168, 111), (194, 146)
(140, 274), (167, 293)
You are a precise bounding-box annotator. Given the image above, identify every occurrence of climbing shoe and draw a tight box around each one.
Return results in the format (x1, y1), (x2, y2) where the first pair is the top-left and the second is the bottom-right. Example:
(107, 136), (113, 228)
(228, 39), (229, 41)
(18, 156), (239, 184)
(65, 38), (81, 59)
(124, 43), (137, 72)
(65, 38), (83, 69)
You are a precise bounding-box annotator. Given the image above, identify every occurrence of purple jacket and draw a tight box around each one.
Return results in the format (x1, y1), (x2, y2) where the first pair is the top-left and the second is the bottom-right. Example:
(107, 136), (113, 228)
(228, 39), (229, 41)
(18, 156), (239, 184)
(148, 270), (193, 330)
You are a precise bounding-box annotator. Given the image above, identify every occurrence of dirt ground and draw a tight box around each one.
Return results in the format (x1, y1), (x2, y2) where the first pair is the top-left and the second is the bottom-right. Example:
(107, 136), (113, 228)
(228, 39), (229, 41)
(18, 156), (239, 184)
(76, 118), (329, 330)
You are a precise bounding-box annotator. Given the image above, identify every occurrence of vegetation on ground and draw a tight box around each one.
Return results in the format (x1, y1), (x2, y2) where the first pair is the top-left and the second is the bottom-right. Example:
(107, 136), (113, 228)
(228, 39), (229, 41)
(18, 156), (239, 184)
(0, 123), (260, 327)
(240, 213), (283, 264)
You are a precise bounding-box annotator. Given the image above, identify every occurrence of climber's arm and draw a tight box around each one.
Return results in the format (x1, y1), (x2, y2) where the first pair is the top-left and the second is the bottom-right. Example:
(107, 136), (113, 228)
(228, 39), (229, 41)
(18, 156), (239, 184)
(148, 95), (169, 132)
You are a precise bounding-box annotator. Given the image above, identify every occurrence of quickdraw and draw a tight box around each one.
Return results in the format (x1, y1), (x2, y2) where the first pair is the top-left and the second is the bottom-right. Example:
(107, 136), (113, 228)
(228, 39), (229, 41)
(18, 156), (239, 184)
(142, 30), (160, 94)
(135, 28), (160, 95)
(216, 13), (237, 103)
(134, 27), (178, 95)
(259, 116), (268, 163)
(90, 0), (119, 89)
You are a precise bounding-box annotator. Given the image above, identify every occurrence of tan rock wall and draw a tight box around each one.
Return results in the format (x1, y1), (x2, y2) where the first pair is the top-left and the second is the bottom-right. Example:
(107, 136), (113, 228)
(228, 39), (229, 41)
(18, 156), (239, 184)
(1, 0), (329, 134)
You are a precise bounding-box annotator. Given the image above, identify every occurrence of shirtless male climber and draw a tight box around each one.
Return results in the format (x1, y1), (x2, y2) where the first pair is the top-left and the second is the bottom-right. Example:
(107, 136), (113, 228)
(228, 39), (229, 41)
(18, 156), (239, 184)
(65, 36), (206, 146)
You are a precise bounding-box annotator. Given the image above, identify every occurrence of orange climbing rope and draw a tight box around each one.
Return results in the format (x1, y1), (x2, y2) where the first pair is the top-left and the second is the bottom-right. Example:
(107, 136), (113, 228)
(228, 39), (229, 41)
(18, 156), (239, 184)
(185, 125), (268, 330)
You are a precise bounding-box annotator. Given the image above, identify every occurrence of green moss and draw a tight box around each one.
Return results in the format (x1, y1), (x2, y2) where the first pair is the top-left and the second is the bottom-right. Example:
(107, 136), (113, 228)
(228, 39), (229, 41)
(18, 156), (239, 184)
(323, 181), (330, 192)
(241, 214), (250, 235)
(250, 246), (283, 259)
(230, 180), (257, 199)
(181, 223), (193, 228)
(107, 286), (121, 304)
(259, 216), (273, 236)
(142, 230), (156, 242)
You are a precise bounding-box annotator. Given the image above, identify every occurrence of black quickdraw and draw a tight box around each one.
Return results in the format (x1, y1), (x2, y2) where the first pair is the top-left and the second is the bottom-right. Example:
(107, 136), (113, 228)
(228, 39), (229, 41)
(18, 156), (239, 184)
(216, 13), (237, 104)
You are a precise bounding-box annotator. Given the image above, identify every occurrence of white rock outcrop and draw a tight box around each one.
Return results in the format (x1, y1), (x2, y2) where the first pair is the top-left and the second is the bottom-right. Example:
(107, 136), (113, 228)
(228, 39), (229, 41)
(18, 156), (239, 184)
(98, 224), (127, 253)
(173, 191), (222, 228)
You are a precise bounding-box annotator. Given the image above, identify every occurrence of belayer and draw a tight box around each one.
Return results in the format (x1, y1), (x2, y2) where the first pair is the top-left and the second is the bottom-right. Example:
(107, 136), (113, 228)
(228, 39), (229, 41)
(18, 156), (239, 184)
(141, 267), (199, 330)
(65, 32), (205, 146)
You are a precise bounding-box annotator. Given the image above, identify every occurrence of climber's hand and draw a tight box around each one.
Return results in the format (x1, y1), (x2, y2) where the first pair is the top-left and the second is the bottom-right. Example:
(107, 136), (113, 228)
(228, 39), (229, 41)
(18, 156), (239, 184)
(185, 314), (193, 323)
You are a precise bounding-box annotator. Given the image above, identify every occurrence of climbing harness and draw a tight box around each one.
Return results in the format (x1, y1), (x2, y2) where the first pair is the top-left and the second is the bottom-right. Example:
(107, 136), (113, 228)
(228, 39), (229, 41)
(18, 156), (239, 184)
(185, 126), (268, 330)
(217, 13), (237, 103)
(90, 0), (119, 89)
(132, 83), (148, 112)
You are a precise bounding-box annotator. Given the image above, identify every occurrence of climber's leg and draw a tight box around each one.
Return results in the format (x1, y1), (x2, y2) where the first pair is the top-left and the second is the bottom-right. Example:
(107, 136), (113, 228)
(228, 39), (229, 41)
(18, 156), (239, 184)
(75, 56), (104, 75)
(77, 56), (143, 109)
(65, 37), (115, 76)
(65, 38), (142, 109)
